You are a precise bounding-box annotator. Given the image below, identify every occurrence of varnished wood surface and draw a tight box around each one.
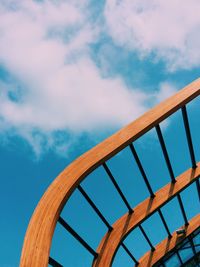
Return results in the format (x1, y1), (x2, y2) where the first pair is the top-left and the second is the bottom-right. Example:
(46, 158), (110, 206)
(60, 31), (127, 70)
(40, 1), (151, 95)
(93, 165), (200, 267)
(20, 79), (200, 267)
(138, 213), (200, 267)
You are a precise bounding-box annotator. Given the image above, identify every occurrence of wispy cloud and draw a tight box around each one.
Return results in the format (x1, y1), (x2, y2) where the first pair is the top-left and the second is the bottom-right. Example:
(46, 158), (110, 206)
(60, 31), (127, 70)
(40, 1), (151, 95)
(0, 0), (178, 156)
(105, 0), (200, 71)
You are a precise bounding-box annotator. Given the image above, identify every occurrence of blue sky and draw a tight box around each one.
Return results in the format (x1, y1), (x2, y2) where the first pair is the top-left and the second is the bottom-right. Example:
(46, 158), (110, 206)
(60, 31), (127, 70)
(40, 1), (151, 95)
(0, 0), (200, 266)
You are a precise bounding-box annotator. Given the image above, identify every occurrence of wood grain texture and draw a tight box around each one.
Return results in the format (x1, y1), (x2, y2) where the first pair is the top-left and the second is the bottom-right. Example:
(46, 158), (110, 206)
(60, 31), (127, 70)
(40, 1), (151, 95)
(138, 214), (200, 267)
(20, 79), (200, 267)
(93, 165), (200, 267)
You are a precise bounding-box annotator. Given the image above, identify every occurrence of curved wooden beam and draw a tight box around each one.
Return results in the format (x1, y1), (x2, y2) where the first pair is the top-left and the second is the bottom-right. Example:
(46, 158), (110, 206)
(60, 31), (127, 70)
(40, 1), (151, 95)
(93, 165), (200, 267)
(138, 213), (200, 267)
(20, 79), (200, 267)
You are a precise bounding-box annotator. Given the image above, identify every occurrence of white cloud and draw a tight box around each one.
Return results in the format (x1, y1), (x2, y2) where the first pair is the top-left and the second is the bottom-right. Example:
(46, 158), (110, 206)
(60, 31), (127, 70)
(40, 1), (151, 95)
(0, 0), (178, 156)
(0, 59), (148, 132)
(104, 0), (200, 71)
(154, 82), (177, 103)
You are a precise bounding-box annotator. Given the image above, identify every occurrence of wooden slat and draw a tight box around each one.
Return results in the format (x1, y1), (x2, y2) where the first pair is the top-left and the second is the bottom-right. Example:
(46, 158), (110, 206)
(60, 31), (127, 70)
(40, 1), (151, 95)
(93, 165), (200, 267)
(20, 79), (200, 267)
(138, 214), (200, 267)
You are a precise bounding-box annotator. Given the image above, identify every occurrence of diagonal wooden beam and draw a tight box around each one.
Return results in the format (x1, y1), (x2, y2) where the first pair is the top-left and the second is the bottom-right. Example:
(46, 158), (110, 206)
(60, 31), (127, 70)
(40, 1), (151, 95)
(138, 213), (200, 267)
(93, 165), (200, 267)
(20, 79), (200, 267)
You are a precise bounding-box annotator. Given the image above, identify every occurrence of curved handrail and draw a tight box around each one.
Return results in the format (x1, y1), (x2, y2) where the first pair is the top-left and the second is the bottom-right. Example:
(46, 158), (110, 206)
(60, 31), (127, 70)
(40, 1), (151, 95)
(20, 78), (200, 267)
(138, 213), (200, 267)
(93, 164), (200, 266)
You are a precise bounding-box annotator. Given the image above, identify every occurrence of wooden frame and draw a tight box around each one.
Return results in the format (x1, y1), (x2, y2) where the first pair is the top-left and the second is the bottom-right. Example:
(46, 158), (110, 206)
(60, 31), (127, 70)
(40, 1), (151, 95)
(92, 165), (200, 266)
(20, 79), (200, 267)
(138, 214), (200, 267)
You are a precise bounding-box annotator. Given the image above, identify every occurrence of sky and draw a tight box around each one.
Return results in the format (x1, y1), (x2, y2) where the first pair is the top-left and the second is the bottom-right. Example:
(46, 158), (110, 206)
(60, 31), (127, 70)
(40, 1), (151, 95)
(0, 0), (200, 266)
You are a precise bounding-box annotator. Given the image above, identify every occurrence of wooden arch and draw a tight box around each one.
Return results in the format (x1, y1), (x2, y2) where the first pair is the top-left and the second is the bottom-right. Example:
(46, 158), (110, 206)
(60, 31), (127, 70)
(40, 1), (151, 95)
(20, 79), (200, 267)
(138, 213), (200, 267)
(93, 165), (200, 266)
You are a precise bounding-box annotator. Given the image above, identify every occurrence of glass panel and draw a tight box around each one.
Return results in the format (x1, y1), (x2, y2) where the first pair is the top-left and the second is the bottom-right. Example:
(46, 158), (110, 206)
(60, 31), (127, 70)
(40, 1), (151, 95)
(193, 231), (200, 253)
(179, 241), (194, 263)
(153, 229), (200, 267)
(164, 253), (180, 267)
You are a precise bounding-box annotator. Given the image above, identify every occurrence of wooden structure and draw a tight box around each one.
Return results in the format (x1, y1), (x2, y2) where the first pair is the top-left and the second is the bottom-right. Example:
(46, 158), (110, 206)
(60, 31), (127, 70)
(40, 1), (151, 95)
(138, 214), (200, 266)
(20, 79), (200, 267)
